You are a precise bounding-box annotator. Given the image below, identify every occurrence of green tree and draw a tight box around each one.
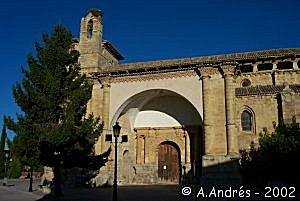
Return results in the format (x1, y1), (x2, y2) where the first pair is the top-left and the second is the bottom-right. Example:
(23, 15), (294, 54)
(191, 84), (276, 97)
(240, 117), (300, 186)
(6, 117), (41, 191)
(7, 155), (22, 179)
(5, 24), (102, 196)
(0, 124), (7, 178)
(4, 137), (23, 179)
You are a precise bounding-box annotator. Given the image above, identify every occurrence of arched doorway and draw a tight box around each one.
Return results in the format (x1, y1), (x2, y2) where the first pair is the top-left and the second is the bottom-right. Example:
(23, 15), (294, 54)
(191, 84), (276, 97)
(158, 141), (181, 183)
(110, 89), (203, 184)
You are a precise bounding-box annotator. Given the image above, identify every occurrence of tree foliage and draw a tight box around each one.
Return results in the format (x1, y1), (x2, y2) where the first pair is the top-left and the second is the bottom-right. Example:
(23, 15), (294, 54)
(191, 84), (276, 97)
(240, 117), (300, 186)
(6, 117), (41, 171)
(5, 24), (102, 195)
(8, 155), (23, 179)
(0, 124), (7, 178)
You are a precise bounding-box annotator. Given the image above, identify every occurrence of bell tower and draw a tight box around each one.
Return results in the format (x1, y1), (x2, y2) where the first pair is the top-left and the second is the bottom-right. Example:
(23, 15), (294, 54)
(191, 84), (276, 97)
(79, 8), (104, 73)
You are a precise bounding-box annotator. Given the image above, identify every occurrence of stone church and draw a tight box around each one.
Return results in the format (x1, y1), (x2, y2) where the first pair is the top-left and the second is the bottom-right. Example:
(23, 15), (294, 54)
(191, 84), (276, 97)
(73, 9), (300, 186)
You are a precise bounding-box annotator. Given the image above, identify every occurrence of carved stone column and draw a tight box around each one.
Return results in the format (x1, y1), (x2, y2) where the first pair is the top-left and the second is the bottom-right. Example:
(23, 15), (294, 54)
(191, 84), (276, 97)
(280, 83), (296, 124)
(90, 78), (104, 155)
(100, 77), (111, 152)
(136, 133), (141, 164)
(141, 135), (146, 164)
(184, 131), (191, 164)
(136, 133), (146, 164)
(253, 63), (258, 72)
(102, 84), (110, 129)
(293, 60), (299, 70)
(197, 65), (242, 185)
(272, 62), (277, 71)
(199, 66), (216, 156)
(220, 62), (238, 155)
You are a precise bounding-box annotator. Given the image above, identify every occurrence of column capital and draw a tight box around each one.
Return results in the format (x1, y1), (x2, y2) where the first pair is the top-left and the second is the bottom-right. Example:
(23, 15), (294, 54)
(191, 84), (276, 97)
(99, 77), (111, 88)
(198, 65), (219, 79)
(219, 62), (239, 76)
(91, 73), (112, 87)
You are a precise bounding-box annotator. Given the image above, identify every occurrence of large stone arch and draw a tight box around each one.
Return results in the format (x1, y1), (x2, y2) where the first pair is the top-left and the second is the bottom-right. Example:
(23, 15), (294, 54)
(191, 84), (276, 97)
(111, 89), (203, 184)
(108, 75), (203, 129)
(110, 89), (202, 129)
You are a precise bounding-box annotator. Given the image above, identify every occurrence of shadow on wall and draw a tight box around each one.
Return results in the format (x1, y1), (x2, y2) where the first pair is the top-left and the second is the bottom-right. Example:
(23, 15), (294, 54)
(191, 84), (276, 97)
(181, 158), (241, 186)
(54, 147), (112, 188)
(240, 144), (300, 188)
(36, 155), (300, 200)
(196, 153), (300, 188)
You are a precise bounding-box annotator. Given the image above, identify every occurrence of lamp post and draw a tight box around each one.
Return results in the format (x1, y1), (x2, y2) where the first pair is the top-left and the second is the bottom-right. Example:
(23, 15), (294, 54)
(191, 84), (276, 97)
(112, 122), (121, 201)
(3, 148), (9, 186)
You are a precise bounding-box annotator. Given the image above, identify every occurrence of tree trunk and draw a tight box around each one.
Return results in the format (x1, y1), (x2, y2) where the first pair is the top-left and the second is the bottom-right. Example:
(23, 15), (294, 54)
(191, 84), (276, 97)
(28, 167), (33, 192)
(53, 163), (63, 196)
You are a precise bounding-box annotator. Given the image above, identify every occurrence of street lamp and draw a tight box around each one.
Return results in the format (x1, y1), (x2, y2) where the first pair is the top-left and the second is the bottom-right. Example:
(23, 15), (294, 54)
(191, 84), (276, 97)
(112, 122), (121, 201)
(3, 147), (9, 186)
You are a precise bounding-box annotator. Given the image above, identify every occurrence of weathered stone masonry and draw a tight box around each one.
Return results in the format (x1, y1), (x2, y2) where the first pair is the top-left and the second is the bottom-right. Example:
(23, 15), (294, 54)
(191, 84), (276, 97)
(74, 9), (300, 185)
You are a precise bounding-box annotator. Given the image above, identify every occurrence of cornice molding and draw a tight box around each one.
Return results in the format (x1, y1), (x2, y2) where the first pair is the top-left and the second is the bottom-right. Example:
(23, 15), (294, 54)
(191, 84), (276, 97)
(109, 69), (197, 83)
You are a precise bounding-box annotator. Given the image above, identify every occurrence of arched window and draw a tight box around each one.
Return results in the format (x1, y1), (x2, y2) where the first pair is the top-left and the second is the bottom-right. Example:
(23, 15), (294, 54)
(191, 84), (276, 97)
(241, 110), (252, 131)
(87, 19), (93, 38)
(241, 79), (251, 87)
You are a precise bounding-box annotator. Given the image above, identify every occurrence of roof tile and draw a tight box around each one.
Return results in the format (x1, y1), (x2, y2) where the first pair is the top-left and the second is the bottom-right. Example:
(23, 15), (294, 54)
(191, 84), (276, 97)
(236, 84), (300, 96)
(99, 48), (300, 74)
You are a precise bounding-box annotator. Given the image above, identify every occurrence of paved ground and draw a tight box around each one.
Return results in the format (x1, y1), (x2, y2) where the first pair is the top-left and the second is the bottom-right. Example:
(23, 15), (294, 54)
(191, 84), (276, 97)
(38, 185), (192, 201)
(0, 187), (42, 201)
(0, 179), (191, 201)
(0, 179), (43, 201)
(1, 179), (299, 201)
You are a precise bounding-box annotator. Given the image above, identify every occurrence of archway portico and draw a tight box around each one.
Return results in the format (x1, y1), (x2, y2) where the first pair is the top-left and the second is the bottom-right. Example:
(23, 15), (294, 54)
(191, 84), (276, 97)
(108, 75), (203, 130)
(111, 89), (202, 129)
(108, 89), (203, 184)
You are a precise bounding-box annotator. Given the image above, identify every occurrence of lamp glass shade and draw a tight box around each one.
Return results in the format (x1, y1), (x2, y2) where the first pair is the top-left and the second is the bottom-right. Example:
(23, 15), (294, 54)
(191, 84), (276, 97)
(113, 122), (121, 137)
(4, 148), (9, 158)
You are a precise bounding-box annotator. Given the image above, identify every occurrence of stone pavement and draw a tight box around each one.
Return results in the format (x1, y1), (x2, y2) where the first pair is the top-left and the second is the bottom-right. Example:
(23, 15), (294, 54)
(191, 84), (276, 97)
(0, 179), (43, 201)
(1, 179), (299, 201)
(0, 185), (43, 201)
(37, 185), (194, 201)
(0, 179), (192, 201)
(39, 185), (299, 201)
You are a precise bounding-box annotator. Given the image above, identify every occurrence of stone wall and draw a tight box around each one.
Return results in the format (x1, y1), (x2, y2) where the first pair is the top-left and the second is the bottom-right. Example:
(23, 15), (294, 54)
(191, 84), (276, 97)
(274, 70), (300, 85)
(235, 95), (278, 149)
(100, 47), (119, 66)
(236, 72), (273, 86)
(280, 86), (300, 123)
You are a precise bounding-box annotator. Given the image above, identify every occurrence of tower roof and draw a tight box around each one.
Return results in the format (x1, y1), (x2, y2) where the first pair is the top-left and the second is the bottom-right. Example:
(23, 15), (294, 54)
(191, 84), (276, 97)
(87, 8), (103, 17)
(103, 40), (124, 60)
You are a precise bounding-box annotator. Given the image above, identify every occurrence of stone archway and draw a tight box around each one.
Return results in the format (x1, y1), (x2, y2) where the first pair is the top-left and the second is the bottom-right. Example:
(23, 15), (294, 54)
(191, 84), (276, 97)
(111, 89), (203, 184)
(157, 141), (181, 183)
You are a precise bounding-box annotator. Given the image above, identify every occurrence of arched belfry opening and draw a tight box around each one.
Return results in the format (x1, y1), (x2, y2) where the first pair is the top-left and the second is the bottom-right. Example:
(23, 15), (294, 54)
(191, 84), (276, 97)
(87, 19), (93, 38)
(111, 89), (203, 184)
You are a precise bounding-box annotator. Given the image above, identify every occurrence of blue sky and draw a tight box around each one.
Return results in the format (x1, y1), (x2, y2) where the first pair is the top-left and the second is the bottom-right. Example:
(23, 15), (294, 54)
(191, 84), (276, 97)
(1, 0), (299, 139)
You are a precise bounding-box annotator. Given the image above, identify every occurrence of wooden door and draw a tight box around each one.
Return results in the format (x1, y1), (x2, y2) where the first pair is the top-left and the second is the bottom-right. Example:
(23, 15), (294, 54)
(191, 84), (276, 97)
(158, 143), (179, 183)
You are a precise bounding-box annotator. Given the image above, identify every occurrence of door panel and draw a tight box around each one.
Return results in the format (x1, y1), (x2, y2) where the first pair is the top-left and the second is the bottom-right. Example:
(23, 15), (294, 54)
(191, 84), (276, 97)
(158, 143), (179, 182)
